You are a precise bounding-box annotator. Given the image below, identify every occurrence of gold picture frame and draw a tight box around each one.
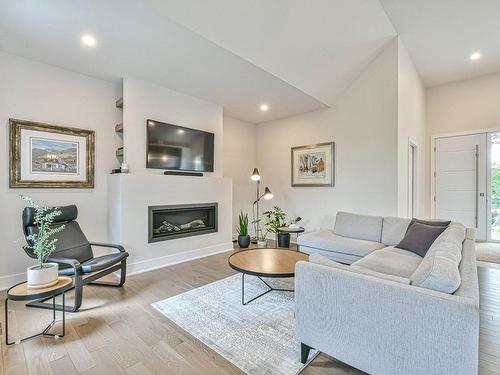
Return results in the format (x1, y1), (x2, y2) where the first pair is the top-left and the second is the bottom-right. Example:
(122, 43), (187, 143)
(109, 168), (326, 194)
(9, 119), (95, 188)
(291, 142), (335, 187)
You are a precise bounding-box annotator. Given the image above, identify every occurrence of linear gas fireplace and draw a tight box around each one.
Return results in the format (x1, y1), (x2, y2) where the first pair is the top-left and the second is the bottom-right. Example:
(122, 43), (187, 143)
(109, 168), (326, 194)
(148, 203), (218, 243)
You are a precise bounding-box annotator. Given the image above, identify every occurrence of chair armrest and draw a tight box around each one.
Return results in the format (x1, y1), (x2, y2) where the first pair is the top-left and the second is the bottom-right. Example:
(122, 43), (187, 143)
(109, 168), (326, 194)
(89, 242), (126, 253)
(295, 261), (479, 375)
(46, 256), (83, 275)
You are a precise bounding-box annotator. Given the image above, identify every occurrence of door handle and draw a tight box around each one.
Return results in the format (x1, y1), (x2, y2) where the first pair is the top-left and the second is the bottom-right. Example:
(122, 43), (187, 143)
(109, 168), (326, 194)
(475, 144), (479, 228)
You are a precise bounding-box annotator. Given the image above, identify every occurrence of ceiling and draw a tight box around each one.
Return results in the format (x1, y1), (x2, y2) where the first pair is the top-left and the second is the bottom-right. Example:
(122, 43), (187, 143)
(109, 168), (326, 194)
(0, 0), (499, 123)
(380, 0), (500, 87)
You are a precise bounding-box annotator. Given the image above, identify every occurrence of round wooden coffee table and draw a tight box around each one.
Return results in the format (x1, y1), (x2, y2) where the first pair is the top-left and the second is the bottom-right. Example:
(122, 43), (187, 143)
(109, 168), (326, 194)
(228, 248), (308, 305)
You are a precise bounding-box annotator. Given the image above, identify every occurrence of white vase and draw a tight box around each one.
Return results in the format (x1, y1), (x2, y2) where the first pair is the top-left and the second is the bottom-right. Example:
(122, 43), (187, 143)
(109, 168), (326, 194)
(257, 240), (267, 248)
(27, 263), (59, 289)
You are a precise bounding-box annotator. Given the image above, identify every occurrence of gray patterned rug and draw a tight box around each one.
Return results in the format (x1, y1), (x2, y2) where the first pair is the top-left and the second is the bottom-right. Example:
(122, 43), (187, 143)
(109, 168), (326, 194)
(152, 274), (318, 375)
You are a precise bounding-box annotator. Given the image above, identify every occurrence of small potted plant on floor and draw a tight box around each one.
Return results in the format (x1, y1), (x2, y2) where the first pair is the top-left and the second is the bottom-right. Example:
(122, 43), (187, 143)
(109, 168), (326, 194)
(237, 210), (251, 248)
(264, 206), (289, 247)
(21, 196), (65, 289)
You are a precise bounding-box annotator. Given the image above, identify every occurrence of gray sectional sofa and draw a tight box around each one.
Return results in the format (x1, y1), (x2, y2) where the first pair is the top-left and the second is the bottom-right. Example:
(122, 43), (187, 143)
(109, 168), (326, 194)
(295, 211), (479, 375)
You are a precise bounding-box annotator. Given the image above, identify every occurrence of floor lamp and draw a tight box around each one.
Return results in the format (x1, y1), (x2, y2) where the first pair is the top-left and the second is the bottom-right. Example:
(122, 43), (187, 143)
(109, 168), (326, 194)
(251, 168), (273, 242)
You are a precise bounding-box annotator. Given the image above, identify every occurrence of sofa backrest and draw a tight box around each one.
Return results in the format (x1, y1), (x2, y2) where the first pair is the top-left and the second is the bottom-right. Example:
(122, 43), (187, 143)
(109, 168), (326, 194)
(381, 216), (411, 246)
(334, 211), (383, 242)
(409, 222), (465, 294)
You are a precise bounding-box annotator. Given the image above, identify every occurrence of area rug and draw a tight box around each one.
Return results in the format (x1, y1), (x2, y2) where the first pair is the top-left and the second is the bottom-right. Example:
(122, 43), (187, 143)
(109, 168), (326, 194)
(152, 274), (318, 375)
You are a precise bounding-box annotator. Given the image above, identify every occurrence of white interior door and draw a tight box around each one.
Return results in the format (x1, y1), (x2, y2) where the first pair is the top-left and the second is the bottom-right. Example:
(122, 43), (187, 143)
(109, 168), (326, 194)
(435, 133), (487, 240)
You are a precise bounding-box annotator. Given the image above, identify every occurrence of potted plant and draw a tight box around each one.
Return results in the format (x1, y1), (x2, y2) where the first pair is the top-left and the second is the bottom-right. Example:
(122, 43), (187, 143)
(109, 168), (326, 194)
(237, 211), (251, 248)
(21, 196), (65, 289)
(264, 206), (289, 247)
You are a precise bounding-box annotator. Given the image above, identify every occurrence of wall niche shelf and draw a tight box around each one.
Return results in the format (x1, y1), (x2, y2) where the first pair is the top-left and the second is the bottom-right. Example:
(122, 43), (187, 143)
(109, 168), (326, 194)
(116, 97), (123, 109)
(115, 96), (124, 161)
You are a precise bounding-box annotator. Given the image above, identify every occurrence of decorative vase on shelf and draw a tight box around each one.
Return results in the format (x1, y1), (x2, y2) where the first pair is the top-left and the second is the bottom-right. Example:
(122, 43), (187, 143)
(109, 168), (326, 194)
(238, 234), (251, 248)
(27, 263), (59, 289)
(257, 239), (267, 248)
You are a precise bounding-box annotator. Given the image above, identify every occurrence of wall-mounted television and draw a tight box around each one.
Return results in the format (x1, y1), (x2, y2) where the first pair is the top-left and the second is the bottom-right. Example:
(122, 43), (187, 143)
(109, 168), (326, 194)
(146, 119), (214, 172)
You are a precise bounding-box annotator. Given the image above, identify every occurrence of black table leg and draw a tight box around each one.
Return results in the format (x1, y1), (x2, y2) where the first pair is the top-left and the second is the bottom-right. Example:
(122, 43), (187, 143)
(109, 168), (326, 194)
(5, 292), (66, 345)
(241, 273), (294, 305)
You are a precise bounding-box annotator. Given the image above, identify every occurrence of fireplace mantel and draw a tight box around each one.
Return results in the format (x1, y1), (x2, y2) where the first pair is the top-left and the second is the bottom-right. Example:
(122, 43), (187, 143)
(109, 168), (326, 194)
(108, 173), (232, 275)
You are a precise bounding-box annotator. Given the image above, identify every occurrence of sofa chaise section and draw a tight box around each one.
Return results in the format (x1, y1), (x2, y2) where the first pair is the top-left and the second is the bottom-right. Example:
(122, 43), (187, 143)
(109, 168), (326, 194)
(295, 221), (479, 375)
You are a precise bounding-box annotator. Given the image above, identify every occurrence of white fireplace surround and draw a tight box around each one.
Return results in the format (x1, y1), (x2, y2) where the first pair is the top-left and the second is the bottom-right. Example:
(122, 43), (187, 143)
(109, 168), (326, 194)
(108, 173), (233, 276)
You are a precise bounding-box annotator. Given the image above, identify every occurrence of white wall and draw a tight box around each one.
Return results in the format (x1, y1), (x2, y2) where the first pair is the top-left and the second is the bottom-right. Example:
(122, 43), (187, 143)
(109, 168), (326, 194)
(222, 116), (257, 236)
(427, 72), (500, 136)
(0, 52), (121, 288)
(254, 39), (399, 231)
(397, 39), (428, 218)
(123, 77), (223, 176)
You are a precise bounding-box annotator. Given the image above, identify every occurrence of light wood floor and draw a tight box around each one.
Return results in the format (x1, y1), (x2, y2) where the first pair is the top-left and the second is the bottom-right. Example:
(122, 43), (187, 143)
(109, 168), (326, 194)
(0, 246), (499, 375)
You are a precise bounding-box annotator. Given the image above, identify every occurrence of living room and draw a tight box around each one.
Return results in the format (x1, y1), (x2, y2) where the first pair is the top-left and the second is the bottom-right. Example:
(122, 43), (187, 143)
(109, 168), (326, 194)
(0, 1), (499, 374)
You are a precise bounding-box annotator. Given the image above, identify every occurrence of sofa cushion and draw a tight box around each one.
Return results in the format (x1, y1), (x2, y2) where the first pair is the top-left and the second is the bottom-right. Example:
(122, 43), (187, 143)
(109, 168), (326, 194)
(334, 211), (383, 242)
(410, 223), (465, 294)
(297, 230), (384, 258)
(396, 222), (448, 257)
(352, 246), (423, 278)
(381, 216), (411, 246)
(309, 253), (410, 284)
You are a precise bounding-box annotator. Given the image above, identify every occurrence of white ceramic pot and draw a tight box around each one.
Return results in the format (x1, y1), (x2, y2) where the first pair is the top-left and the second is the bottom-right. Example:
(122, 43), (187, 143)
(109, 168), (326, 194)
(27, 263), (59, 289)
(257, 240), (267, 248)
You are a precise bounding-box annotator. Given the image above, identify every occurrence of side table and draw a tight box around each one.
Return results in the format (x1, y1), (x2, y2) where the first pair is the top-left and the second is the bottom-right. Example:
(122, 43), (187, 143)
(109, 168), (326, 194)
(275, 226), (305, 248)
(5, 276), (72, 345)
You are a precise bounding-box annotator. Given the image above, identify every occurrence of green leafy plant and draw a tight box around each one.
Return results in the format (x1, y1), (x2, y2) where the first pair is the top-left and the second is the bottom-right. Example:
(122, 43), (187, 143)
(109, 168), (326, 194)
(264, 206), (287, 234)
(237, 210), (249, 236)
(21, 195), (65, 269)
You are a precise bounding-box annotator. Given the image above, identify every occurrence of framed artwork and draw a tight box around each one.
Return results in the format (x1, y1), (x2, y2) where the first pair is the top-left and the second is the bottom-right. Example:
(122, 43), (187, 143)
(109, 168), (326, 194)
(9, 118), (95, 188)
(291, 142), (335, 187)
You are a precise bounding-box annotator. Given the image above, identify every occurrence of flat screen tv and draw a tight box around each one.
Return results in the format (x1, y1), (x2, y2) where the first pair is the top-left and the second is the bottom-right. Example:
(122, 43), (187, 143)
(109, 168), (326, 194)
(146, 119), (214, 172)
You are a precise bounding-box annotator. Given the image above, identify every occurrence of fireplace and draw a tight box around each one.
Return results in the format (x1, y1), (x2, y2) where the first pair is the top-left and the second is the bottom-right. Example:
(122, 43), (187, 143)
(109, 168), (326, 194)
(148, 203), (218, 243)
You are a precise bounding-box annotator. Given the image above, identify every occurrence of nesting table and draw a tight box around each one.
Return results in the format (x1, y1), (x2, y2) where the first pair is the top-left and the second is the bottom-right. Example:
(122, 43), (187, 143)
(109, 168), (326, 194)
(228, 248), (309, 305)
(5, 276), (72, 345)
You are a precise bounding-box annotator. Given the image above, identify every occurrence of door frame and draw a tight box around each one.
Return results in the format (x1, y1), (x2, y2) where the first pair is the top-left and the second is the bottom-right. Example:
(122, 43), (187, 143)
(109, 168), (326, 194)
(408, 138), (418, 217)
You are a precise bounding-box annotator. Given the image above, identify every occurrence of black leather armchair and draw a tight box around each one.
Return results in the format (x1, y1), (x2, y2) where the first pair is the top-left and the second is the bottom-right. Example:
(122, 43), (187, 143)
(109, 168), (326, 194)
(22, 205), (129, 312)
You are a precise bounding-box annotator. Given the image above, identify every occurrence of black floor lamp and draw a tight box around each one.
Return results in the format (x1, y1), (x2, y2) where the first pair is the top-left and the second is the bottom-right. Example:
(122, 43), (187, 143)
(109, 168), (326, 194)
(251, 168), (273, 242)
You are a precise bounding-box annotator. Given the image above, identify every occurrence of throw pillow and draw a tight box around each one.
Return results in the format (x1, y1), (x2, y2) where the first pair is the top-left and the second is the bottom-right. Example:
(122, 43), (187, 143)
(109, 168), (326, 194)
(396, 222), (448, 257)
(406, 218), (451, 233)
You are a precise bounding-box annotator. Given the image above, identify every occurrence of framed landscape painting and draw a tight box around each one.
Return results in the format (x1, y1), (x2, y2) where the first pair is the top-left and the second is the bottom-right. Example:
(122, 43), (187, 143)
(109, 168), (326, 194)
(9, 119), (95, 188)
(291, 142), (335, 187)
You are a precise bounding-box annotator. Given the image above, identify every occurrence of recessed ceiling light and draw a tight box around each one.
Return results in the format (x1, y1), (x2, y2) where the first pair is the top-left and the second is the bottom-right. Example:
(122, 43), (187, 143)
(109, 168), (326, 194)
(81, 34), (96, 47)
(260, 104), (269, 112)
(177, 129), (185, 134)
(470, 52), (482, 61)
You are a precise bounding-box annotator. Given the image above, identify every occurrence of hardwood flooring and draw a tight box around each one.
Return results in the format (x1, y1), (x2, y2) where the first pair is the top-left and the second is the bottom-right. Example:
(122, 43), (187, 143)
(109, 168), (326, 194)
(0, 245), (499, 374)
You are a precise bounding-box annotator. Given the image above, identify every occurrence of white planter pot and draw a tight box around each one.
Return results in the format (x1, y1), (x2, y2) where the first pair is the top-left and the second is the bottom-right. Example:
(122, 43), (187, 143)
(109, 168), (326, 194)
(257, 240), (267, 248)
(27, 263), (59, 289)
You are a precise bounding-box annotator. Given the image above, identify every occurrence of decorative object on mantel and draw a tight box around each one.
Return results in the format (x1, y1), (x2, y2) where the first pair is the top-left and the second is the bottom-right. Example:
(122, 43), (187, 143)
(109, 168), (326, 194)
(291, 142), (335, 187)
(237, 211), (250, 248)
(250, 168), (273, 243)
(21, 195), (64, 289)
(9, 119), (95, 188)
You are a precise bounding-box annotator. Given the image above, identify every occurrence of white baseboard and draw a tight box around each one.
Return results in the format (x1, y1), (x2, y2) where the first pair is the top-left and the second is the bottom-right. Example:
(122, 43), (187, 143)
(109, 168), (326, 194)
(0, 242), (234, 291)
(0, 272), (28, 291)
(126, 242), (234, 277)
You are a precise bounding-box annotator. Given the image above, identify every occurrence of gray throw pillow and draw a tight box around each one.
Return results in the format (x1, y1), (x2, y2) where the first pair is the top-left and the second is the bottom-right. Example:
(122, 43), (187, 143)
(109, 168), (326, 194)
(396, 222), (447, 257)
(406, 218), (451, 233)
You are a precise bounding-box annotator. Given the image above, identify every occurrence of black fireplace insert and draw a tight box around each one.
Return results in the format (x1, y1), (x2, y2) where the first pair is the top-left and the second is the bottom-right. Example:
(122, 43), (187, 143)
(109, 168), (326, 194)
(148, 203), (218, 243)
